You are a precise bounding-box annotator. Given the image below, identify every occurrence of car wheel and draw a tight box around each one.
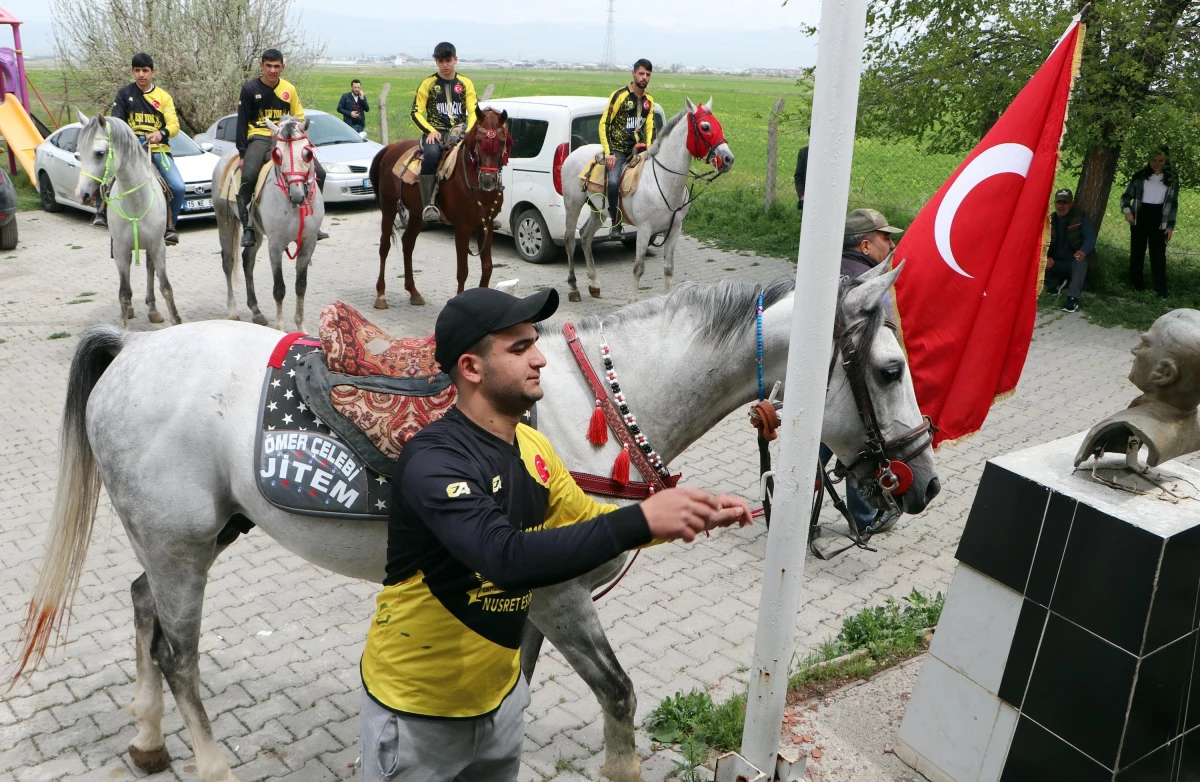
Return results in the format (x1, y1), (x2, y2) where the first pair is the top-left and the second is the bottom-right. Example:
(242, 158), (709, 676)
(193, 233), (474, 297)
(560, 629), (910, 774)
(38, 172), (62, 213)
(513, 208), (557, 264)
(0, 215), (16, 250)
(621, 236), (638, 250)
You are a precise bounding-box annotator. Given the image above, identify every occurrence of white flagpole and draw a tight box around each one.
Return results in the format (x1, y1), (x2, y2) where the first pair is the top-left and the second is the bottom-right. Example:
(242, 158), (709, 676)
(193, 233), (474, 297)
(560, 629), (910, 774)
(737, 0), (871, 773)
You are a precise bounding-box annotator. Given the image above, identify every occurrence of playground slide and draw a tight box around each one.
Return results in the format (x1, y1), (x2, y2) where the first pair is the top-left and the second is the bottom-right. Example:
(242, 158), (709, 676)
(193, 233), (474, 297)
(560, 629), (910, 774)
(0, 92), (41, 182)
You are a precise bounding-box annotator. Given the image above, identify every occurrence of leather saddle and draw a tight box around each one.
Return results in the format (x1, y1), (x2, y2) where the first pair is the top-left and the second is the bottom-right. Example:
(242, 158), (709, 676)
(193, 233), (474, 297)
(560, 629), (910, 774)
(292, 302), (457, 474)
(580, 151), (645, 197)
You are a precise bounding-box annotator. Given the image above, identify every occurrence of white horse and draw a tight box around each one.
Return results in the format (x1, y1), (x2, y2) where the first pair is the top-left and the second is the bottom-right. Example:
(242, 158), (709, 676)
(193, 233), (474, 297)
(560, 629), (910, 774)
(13, 263), (939, 782)
(561, 98), (734, 303)
(75, 112), (179, 328)
(213, 117), (325, 331)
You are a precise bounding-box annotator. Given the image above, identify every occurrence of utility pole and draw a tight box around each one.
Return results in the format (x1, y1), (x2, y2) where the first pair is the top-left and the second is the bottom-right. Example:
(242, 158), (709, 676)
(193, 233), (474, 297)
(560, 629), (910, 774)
(603, 0), (617, 70)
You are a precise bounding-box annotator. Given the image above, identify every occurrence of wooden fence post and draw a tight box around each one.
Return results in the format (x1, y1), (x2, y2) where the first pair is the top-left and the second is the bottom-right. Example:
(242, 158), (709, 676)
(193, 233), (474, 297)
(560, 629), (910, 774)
(480, 83), (495, 101)
(378, 83), (391, 145)
(764, 98), (786, 214)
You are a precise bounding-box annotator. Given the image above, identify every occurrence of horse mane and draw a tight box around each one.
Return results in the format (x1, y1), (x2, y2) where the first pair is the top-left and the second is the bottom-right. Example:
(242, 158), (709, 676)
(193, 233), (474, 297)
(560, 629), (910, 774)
(556, 277), (797, 352)
(646, 108), (688, 157)
(78, 116), (150, 176)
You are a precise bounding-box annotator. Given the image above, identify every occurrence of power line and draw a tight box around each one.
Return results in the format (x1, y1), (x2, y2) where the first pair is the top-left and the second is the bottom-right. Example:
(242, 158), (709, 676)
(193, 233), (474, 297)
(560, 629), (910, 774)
(603, 0), (617, 70)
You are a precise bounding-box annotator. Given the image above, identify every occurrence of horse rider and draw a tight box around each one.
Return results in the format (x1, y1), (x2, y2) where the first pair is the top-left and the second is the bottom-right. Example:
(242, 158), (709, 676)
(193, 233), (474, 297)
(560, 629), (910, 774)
(359, 286), (752, 781)
(234, 48), (328, 248)
(410, 41), (478, 223)
(101, 52), (186, 246)
(598, 58), (656, 237)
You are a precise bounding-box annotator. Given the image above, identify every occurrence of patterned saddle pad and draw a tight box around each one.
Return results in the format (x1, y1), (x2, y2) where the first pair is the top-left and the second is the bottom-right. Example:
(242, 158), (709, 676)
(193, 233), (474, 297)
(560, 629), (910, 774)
(389, 142), (463, 186)
(217, 156), (277, 204)
(580, 151), (645, 197)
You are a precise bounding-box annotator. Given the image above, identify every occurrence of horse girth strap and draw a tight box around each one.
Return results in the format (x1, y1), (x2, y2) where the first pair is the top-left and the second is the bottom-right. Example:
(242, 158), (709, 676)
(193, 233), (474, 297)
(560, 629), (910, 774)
(562, 321), (675, 497)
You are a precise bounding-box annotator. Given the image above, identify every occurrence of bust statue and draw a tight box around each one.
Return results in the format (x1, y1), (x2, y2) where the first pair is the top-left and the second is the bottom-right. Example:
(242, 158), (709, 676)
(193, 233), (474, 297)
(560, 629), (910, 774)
(1075, 309), (1200, 469)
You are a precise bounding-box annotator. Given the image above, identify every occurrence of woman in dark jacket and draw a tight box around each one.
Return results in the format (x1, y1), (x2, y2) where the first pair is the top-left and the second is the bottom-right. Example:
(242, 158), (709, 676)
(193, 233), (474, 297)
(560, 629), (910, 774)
(1121, 148), (1179, 297)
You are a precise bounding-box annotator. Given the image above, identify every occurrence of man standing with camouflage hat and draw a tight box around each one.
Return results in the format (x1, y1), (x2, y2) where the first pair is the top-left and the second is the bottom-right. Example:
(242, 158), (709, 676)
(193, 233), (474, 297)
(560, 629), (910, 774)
(841, 208), (903, 281)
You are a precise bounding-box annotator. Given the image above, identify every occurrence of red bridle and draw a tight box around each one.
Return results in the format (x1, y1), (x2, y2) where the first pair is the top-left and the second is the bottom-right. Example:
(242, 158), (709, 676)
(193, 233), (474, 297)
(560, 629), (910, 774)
(270, 127), (318, 260)
(686, 106), (727, 166)
(469, 125), (513, 179)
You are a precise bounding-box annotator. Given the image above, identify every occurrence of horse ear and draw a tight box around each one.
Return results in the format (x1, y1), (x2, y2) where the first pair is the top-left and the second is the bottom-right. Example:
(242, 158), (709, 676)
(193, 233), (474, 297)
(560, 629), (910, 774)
(475, 106), (485, 124)
(303, 118), (310, 131)
(97, 113), (106, 128)
(265, 118), (279, 136)
(77, 110), (89, 125)
(500, 109), (508, 124)
(706, 96), (714, 111)
(841, 260), (904, 317)
(685, 97), (696, 112)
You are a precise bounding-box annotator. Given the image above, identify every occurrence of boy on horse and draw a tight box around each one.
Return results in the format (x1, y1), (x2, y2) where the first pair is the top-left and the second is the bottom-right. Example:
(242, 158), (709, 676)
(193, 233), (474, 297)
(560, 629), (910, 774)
(599, 59), (656, 236)
(234, 48), (328, 247)
(102, 52), (185, 246)
(410, 41), (478, 223)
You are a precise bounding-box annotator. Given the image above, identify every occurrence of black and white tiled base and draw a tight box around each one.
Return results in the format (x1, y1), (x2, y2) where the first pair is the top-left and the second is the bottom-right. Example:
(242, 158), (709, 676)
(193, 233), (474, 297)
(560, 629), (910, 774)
(896, 433), (1200, 782)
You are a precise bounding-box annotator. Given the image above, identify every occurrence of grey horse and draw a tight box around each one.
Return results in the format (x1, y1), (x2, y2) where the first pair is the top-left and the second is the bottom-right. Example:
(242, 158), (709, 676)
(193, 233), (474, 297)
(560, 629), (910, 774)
(213, 117), (325, 331)
(75, 112), (180, 328)
(12, 266), (940, 782)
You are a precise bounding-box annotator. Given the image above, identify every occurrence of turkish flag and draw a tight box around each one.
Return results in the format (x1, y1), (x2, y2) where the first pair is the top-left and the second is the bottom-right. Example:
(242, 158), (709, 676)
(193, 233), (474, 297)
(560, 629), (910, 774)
(892, 19), (1085, 446)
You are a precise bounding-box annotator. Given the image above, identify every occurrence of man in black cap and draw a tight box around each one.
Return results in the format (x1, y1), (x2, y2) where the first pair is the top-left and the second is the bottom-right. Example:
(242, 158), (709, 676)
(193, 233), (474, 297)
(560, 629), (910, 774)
(1045, 188), (1095, 313)
(359, 287), (751, 781)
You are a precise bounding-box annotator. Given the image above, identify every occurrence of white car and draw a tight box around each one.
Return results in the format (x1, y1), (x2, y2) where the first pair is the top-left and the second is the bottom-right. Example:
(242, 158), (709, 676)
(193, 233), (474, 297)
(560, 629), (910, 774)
(35, 125), (220, 218)
(480, 96), (666, 264)
(195, 109), (383, 203)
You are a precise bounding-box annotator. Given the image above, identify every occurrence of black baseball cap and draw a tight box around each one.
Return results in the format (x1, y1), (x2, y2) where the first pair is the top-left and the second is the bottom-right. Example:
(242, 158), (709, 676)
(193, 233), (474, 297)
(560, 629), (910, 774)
(1055, 188), (1073, 202)
(435, 287), (559, 372)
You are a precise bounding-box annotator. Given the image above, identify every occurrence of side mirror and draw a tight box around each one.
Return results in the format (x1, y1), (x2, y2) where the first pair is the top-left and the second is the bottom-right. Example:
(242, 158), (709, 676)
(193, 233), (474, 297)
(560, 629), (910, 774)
(359, 131), (368, 140)
(200, 142), (214, 152)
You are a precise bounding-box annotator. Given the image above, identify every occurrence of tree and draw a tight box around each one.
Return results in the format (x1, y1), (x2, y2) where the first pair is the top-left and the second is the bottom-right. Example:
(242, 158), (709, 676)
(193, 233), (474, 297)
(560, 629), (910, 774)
(52, 0), (325, 133)
(848, 0), (1200, 231)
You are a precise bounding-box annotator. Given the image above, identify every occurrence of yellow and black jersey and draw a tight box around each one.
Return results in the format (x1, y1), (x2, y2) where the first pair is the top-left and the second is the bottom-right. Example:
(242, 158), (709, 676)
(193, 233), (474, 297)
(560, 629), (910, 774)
(361, 407), (650, 719)
(599, 86), (656, 156)
(110, 83), (179, 154)
(411, 73), (478, 135)
(235, 77), (305, 154)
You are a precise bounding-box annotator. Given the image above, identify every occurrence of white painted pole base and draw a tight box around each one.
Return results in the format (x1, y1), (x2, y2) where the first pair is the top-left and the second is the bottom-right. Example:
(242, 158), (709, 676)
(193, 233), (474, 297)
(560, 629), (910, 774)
(714, 750), (806, 782)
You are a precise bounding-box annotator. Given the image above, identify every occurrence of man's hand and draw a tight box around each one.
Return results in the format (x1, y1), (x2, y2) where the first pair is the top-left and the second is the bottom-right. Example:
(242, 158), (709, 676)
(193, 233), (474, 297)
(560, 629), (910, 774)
(146, 131), (163, 145)
(1074, 250), (1086, 262)
(1125, 212), (1135, 224)
(1166, 228), (1174, 244)
(641, 486), (750, 543)
(605, 155), (616, 170)
(426, 129), (443, 145)
(351, 110), (360, 119)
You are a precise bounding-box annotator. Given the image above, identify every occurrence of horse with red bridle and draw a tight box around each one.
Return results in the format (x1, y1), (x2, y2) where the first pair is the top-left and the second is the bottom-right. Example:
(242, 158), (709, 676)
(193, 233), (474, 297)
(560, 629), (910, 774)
(368, 107), (512, 307)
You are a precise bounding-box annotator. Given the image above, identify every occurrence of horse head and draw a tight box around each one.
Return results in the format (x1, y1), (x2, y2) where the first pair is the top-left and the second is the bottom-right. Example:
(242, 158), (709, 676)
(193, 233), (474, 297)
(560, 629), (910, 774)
(822, 261), (940, 514)
(266, 116), (315, 206)
(74, 111), (111, 206)
(469, 107), (511, 192)
(683, 97), (734, 173)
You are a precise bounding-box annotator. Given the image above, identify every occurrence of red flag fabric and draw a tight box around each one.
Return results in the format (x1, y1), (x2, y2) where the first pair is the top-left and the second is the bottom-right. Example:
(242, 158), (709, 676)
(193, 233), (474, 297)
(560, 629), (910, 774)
(892, 20), (1085, 446)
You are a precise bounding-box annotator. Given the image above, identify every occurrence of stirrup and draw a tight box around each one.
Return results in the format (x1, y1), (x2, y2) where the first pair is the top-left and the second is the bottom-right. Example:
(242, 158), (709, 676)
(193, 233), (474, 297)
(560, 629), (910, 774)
(422, 205), (442, 223)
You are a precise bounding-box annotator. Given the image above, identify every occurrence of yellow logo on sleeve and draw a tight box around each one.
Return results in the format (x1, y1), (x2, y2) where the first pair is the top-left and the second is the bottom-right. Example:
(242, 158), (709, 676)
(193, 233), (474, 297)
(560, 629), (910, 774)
(492, 475), (502, 493)
(446, 482), (471, 497)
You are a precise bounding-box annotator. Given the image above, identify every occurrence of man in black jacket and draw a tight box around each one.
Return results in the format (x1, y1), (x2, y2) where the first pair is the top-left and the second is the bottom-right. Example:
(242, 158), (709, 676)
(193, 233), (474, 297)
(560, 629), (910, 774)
(337, 79), (369, 133)
(1045, 188), (1096, 313)
(793, 145), (808, 210)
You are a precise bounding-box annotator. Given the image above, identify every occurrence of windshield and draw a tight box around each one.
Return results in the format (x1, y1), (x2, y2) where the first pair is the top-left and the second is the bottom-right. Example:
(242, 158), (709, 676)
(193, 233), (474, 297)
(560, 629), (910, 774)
(306, 114), (365, 146)
(167, 132), (205, 157)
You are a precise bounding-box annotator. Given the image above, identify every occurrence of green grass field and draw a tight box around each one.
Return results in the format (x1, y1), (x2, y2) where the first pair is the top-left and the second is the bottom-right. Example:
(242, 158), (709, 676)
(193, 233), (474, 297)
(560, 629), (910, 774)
(15, 63), (1200, 330)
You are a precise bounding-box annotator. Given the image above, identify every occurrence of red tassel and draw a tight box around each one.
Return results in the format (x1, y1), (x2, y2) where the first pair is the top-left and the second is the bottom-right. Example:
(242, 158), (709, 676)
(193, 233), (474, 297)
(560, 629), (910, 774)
(612, 445), (631, 484)
(587, 400), (608, 445)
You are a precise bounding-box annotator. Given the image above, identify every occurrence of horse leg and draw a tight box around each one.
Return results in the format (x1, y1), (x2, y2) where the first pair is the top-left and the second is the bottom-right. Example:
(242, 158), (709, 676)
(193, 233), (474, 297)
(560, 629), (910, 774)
(269, 242), (287, 331)
(144, 253), (163, 324)
(400, 201), (425, 306)
(661, 224), (681, 292)
(221, 229), (239, 320)
(629, 235), (649, 304)
(375, 196), (397, 309)
(115, 245), (134, 327)
(127, 573), (170, 773)
(582, 209), (603, 299)
(478, 226), (493, 289)
(564, 194), (585, 302)
(455, 224), (472, 293)
(242, 243), (268, 326)
(294, 250), (311, 333)
(530, 578), (640, 782)
(152, 244), (182, 325)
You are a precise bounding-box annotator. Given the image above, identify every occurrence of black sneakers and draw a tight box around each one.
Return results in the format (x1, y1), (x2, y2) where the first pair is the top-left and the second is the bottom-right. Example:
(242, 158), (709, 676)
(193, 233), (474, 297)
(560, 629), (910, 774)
(1062, 297), (1079, 313)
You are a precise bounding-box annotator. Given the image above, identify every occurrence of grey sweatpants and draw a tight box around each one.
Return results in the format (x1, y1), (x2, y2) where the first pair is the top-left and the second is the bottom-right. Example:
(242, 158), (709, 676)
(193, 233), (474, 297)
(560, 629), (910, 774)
(360, 676), (531, 782)
(1045, 254), (1088, 299)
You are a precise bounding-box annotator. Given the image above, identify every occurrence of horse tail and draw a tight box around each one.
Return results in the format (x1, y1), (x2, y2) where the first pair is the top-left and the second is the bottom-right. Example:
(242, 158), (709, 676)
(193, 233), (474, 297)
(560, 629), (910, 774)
(369, 146), (384, 210)
(10, 325), (125, 687)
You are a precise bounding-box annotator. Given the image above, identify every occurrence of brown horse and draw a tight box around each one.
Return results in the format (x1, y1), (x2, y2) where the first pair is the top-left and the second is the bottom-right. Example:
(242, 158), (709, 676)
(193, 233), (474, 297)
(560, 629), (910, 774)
(368, 107), (511, 307)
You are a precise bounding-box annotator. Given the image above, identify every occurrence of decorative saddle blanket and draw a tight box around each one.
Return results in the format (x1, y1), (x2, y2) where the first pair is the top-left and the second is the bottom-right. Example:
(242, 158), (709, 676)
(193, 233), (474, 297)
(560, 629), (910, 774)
(255, 305), (458, 519)
(217, 156), (277, 204)
(391, 142), (464, 185)
(581, 151), (645, 197)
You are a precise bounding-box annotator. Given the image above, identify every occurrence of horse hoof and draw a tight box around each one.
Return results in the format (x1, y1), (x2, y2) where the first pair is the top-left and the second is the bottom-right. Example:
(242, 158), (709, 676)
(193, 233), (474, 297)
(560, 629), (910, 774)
(252, 314), (268, 326)
(125, 308), (136, 320)
(148, 312), (164, 324)
(228, 314), (241, 321)
(410, 294), (426, 307)
(129, 745), (171, 773)
(374, 297), (388, 310)
(568, 291), (582, 303)
(588, 286), (602, 299)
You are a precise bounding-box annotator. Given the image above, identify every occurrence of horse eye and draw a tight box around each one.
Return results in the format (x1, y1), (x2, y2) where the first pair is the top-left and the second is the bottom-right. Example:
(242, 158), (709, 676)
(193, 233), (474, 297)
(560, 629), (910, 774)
(701, 122), (711, 132)
(879, 365), (904, 383)
(94, 150), (105, 158)
(302, 148), (313, 161)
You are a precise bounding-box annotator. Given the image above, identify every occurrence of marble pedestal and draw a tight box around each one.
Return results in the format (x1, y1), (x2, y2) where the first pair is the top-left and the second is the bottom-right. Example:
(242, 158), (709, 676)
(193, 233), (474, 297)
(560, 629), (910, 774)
(896, 433), (1200, 782)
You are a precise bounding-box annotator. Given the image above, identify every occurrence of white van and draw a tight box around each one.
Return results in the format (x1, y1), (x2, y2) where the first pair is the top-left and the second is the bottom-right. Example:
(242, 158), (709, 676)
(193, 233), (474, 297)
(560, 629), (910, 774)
(481, 96), (666, 264)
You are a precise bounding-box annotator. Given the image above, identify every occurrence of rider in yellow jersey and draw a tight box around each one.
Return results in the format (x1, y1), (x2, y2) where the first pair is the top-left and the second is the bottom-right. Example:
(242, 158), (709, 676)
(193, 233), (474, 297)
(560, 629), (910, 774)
(105, 52), (185, 245)
(598, 59), (656, 236)
(410, 41), (477, 223)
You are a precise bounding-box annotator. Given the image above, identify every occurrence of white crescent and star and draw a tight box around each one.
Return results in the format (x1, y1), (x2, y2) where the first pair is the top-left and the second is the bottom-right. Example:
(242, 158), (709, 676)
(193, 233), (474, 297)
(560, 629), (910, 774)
(933, 142), (1034, 279)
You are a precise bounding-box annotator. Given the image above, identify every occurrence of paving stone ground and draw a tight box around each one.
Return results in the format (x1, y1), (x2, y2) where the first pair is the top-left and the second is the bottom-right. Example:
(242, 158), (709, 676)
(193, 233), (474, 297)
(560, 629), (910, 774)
(0, 202), (1152, 781)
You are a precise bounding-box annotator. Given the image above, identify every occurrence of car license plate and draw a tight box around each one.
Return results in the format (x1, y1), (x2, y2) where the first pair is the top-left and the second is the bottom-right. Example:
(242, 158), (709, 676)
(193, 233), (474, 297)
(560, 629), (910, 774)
(362, 178), (372, 188)
(185, 198), (212, 211)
